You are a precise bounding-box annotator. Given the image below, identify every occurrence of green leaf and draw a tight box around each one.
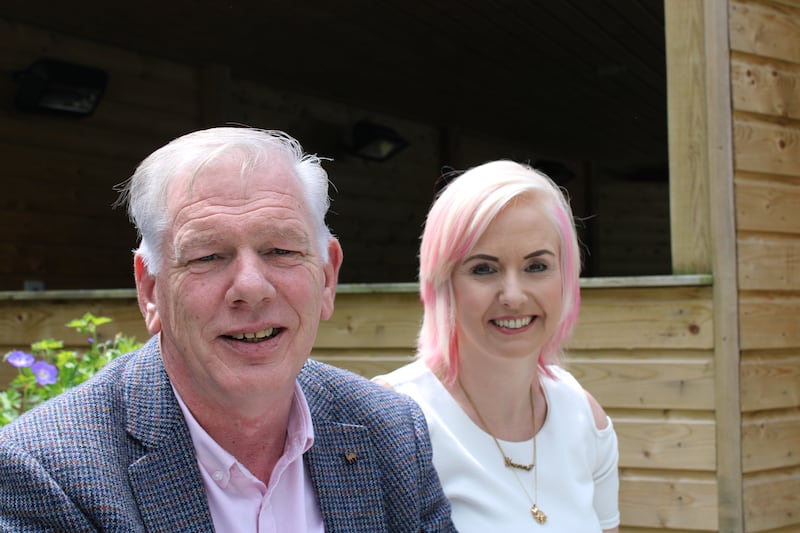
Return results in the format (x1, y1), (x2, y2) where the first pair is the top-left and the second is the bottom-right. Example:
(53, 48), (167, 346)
(1, 313), (142, 427)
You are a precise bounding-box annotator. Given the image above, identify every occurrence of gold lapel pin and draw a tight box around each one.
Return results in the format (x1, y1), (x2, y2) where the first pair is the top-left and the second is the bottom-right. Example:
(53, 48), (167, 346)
(344, 452), (358, 464)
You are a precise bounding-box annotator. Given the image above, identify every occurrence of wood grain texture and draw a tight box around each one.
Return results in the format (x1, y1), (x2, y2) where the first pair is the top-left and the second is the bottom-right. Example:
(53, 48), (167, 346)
(740, 350), (800, 412)
(743, 467), (800, 531)
(665, 0), (711, 274)
(742, 408), (800, 472)
(730, 0), (800, 63)
(739, 294), (800, 349)
(731, 54), (800, 120)
(734, 117), (800, 177)
(735, 174), (800, 234)
(619, 471), (718, 531)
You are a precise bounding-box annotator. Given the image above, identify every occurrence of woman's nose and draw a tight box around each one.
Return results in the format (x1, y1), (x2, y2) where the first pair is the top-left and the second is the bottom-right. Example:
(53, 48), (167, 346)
(498, 273), (527, 308)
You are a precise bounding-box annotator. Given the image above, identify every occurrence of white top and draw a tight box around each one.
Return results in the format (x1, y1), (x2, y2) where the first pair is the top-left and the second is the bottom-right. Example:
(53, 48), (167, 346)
(375, 360), (620, 532)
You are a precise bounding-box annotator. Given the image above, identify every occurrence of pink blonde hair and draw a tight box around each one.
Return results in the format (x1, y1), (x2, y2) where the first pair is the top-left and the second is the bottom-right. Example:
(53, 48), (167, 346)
(417, 160), (582, 385)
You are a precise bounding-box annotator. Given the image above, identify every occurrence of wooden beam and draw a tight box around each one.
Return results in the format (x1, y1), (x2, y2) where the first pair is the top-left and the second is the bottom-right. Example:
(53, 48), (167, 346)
(704, 1), (744, 532)
(665, 0), (712, 274)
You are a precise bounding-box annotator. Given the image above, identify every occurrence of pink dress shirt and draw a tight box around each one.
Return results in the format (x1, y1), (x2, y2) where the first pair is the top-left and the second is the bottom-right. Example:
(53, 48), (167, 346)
(174, 383), (324, 532)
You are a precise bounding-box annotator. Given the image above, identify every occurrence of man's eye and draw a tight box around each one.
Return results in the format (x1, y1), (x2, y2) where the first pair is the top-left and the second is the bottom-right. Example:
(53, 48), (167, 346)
(197, 254), (218, 262)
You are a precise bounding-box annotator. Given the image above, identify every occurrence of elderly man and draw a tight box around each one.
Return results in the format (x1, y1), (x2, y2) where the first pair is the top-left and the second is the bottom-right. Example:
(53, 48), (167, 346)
(0, 127), (455, 532)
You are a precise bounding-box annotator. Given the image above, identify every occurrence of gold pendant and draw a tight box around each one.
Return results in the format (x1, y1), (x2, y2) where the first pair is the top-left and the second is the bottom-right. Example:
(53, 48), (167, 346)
(504, 457), (534, 471)
(530, 504), (547, 524)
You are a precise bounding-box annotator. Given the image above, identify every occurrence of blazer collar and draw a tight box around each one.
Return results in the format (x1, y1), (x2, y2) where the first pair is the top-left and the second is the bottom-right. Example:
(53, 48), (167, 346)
(123, 336), (215, 530)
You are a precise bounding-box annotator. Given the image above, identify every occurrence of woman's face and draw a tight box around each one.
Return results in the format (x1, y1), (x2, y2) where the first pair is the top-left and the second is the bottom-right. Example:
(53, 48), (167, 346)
(451, 196), (563, 366)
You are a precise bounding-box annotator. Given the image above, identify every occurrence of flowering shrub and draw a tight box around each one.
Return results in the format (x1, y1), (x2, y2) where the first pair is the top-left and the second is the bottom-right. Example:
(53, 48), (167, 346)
(0, 313), (142, 426)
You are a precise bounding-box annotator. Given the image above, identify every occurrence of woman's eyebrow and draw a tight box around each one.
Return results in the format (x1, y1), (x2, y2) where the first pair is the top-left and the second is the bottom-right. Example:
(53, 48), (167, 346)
(525, 249), (556, 260)
(462, 253), (497, 264)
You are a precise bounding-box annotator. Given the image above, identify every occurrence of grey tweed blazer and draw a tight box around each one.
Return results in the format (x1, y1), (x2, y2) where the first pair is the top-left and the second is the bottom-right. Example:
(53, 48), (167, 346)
(0, 337), (455, 532)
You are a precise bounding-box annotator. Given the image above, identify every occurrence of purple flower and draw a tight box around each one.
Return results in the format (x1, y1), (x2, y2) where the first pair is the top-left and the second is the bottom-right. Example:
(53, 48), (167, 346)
(6, 350), (34, 368)
(31, 361), (58, 386)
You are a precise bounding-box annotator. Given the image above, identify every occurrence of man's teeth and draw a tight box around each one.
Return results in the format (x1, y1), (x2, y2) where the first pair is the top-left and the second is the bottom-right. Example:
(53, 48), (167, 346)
(493, 317), (532, 329)
(231, 328), (275, 341)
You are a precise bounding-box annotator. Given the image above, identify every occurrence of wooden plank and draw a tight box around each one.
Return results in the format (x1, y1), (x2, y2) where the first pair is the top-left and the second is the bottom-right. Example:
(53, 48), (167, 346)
(738, 233), (800, 291)
(567, 352), (715, 410)
(572, 287), (714, 350)
(317, 292), (421, 349)
(731, 55), (800, 120)
(619, 523), (708, 533)
(740, 294), (800, 349)
(741, 350), (800, 412)
(614, 413), (717, 471)
(0, 285), (715, 351)
(734, 116), (800, 177)
(619, 470), (718, 530)
(742, 408), (800, 472)
(312, 351), (414, 379)
(0, 299), (147, 348)
(743, 467), (800, 531)
(729, 0), (800, 63)
(320, 286), (716, 350)
(735, 174), (800, 234)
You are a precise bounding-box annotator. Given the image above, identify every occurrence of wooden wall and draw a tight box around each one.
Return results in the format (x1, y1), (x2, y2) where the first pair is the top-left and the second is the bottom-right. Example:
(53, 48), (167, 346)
(729, 1), (800, 531)
(0, 278), (715, 532)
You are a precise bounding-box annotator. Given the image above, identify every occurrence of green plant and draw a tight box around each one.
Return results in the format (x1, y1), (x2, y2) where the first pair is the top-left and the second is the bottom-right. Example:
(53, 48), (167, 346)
(0, 313), (142, 426)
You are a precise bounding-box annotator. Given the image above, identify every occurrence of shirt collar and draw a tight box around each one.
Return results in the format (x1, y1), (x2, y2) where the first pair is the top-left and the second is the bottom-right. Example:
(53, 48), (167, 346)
(173, 381), (315, 488)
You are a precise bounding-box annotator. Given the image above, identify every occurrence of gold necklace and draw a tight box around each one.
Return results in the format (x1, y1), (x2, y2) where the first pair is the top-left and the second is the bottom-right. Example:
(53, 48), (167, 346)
(458, 377), (547, 524)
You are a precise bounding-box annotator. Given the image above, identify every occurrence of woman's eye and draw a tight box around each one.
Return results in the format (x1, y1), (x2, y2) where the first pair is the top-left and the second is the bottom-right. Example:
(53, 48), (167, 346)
(470, 263), (496, 275)
(527, 262), (548, 273)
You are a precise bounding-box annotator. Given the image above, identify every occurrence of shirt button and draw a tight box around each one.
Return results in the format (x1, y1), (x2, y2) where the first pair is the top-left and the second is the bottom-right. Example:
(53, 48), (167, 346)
(212, 470), (224, 481)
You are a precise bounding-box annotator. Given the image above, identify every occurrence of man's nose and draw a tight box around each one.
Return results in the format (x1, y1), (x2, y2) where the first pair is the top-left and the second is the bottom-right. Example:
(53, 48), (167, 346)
(225, 251), (277, 307)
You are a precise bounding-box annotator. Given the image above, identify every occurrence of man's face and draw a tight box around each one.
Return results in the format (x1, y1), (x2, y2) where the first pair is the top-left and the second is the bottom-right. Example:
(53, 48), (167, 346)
(136, 153), (341, 409)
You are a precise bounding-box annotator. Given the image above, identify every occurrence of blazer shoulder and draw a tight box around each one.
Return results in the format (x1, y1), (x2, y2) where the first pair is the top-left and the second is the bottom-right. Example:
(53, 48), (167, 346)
(299, 359), (421, 425)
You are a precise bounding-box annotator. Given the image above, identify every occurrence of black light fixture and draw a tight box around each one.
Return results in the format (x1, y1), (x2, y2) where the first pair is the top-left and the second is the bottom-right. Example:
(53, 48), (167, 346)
(13, 58), (108, 117)
(350, 120), (408, 161)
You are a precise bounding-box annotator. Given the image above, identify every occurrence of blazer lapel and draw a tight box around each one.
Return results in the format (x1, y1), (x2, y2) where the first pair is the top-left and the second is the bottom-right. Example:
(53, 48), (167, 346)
(124, 338), (215, 532)
(305, 420), (388, 533)
(128, 443), (214, 532)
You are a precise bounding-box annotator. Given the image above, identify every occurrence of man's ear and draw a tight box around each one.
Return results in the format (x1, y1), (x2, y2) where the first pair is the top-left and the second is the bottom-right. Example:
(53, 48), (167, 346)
(134, 253), (162, 335)
(320, 238), (343, 321)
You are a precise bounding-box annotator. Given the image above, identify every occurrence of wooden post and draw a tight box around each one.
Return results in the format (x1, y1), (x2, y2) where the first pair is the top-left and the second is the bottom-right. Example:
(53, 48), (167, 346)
(665, 0), (713, 274)
(704, 1), (744, 532)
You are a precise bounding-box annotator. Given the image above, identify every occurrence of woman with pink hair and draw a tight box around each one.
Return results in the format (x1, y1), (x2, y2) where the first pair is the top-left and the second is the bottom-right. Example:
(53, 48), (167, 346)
(375, 160), (619, 532)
